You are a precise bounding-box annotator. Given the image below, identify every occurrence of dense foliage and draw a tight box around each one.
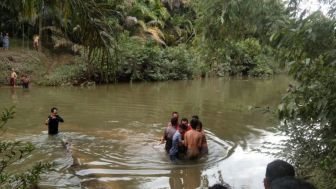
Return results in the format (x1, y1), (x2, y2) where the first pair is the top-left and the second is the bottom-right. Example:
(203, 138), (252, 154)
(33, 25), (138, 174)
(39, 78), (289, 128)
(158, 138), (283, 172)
(192, 0), (287, 77)
(0, 107), (51, 188)
(0, 0), (286, 84)
(276, 3), (336, 188)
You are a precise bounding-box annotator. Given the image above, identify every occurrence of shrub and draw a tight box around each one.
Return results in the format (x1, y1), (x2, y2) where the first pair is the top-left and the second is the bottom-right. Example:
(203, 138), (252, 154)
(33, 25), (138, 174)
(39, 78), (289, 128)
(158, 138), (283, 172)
(39, 62), (87, 86)
(117, 35), (197, 82)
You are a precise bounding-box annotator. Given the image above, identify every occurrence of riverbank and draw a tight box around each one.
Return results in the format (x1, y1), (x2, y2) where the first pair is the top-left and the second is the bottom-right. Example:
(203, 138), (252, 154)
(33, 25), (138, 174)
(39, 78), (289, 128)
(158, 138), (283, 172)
(0, 47), (281, 87)
(0, 49), (87, 86)
(0, 49), (46, 85)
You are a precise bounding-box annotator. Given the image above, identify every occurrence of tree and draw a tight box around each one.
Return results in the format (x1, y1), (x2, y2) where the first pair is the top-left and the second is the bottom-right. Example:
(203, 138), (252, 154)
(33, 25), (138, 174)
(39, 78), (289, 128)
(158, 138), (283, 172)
(190, 0), (289, 77)
(0, 107), (51, 189)
(275, 3), (336, 188)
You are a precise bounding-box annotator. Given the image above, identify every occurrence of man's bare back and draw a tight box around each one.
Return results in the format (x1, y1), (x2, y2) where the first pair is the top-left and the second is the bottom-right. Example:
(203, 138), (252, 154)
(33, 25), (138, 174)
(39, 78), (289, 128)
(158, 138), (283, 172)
(184, 129), (202, 159)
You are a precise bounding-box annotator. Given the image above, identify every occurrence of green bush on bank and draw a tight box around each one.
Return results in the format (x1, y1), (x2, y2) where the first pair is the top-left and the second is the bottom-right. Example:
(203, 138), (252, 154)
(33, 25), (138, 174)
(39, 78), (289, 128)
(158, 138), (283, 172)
(203, 38), (278, 77)
(38, 62), (87, 86)
(40, 36), (198, 85)
(117, 36), (197, 82)
(0, 51), (46, 85)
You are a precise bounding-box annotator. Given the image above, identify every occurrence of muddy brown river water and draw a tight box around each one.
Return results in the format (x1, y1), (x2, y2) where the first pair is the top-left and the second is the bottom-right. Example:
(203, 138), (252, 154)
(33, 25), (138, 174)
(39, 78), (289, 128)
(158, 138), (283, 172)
(0, 75), (291, 189)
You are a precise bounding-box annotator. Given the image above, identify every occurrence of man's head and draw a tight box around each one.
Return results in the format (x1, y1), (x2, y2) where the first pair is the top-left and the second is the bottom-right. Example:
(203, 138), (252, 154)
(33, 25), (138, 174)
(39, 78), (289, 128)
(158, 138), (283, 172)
(51, 107), (58, 115)
(264, 160), (295, 189)
(181, 118), (188, 125)
(190, 118), (199, 130)
(270, 177), (316, 189)
(208, 183), (231, 189)
(179, 123), (188, 133)
(192, 115), (199, 120)
(172, 112), (179, 118)
(171, 117), (178, 127)
(196, 121), (203, 132)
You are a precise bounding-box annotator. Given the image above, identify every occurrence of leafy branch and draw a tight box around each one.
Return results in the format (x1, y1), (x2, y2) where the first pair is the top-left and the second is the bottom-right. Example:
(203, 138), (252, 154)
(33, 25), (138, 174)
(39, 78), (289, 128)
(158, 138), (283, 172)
(0, 107), (51, 189)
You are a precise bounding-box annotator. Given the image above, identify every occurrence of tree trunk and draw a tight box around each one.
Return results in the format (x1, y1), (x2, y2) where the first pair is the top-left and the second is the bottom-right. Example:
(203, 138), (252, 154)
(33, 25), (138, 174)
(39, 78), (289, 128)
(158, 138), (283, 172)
(38, 1), (44, 52)
(22, 24), (24, 49)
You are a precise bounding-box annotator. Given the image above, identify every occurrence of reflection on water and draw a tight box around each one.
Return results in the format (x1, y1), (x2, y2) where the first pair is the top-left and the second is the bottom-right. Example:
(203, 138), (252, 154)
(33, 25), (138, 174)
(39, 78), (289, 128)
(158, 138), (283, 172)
(0, 75), (291, 189)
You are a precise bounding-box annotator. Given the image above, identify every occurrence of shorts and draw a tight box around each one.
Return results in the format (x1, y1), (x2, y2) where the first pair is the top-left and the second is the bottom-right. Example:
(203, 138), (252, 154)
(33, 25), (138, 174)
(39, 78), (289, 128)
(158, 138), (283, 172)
(10, 78), (15, 86)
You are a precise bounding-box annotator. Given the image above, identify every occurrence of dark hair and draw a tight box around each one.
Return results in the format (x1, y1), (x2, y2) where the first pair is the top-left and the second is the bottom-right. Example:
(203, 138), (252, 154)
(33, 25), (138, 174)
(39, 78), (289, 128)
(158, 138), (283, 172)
(209, 184), (230, 189)
(181, 118), (188, 123)
(51, 107), (58, 113)
(190, 118), (199, 130)
(266, 160), (295, 184)
(192, 115), (199, 120)
(172, 111), (178, 115)
(270, 177), (316, 189)
(171, 117), (178, 126)
(198, 121), (203, 130)
(180, 123), (188, 131)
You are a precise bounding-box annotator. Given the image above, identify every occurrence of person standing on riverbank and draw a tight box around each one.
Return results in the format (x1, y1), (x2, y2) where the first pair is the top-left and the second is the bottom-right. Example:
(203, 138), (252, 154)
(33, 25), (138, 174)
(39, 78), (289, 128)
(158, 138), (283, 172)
(33, 35), (39, 51)
(3, 32), (9, 50)
(45, 107), (64, 135)
(0, 32), (3, 48)
(10, 69), (17, 87)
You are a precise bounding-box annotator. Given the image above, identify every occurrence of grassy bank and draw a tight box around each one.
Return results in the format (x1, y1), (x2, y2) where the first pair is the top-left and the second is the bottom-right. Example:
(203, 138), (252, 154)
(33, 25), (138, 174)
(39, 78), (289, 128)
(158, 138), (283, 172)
(0, 49), (47, 86)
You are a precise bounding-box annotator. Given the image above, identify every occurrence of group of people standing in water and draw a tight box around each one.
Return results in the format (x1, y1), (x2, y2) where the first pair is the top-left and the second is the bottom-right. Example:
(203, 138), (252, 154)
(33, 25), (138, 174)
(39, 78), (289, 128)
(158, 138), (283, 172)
(9, 69), (30, 88)
(161, 112), (208, 162)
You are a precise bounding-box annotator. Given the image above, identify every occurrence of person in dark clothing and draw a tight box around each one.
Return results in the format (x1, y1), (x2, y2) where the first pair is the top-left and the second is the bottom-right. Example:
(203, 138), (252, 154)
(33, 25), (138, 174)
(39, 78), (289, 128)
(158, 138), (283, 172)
(270, 177), (316, 189)
(45, 107), (64, 135)
(21, 75), (30, 88)
(264, 160), (295, 189)
(209, 183), (231, 189)
(0, 32), (3, 48)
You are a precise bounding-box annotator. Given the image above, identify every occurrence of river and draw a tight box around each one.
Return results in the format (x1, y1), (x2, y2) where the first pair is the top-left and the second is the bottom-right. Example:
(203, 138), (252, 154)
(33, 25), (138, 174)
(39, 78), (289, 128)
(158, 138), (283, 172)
(0, 75), (291, 189)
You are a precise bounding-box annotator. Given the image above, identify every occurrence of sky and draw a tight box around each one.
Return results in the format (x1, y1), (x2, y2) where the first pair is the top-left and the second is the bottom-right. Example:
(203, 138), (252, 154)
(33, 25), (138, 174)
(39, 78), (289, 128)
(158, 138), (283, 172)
(299, 0), (330, 15)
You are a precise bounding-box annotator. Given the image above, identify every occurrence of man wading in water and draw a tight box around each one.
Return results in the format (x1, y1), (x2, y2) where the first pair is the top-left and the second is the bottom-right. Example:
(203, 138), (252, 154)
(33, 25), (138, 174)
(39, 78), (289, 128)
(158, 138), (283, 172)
(161, 117), (179, 153)
(45, 107), (64, 135)
(184, 118), (202, 159)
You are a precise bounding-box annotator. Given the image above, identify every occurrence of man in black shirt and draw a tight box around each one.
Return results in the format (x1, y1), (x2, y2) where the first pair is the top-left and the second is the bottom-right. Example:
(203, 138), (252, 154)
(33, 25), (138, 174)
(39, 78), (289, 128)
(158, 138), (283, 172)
(45, 107), (64, 135)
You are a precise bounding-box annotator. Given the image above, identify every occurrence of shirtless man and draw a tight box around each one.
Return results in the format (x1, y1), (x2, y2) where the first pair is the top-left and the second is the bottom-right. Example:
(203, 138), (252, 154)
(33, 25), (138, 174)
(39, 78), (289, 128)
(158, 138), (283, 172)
(184, 118), (202, 159)
(196, 121), (208, 154)
(33, 35), (39, 51)
(21, 75), (30, 88)
(10, 69), (17, 87)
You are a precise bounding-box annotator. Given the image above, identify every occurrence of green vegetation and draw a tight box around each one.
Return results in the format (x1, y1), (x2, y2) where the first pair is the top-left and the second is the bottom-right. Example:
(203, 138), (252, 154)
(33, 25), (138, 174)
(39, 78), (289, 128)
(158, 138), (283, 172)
(0, 0), (288, 86)
(277, 6), (336, 188)
(0, 50), (47, 85)
(0, 107), (51, 188)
